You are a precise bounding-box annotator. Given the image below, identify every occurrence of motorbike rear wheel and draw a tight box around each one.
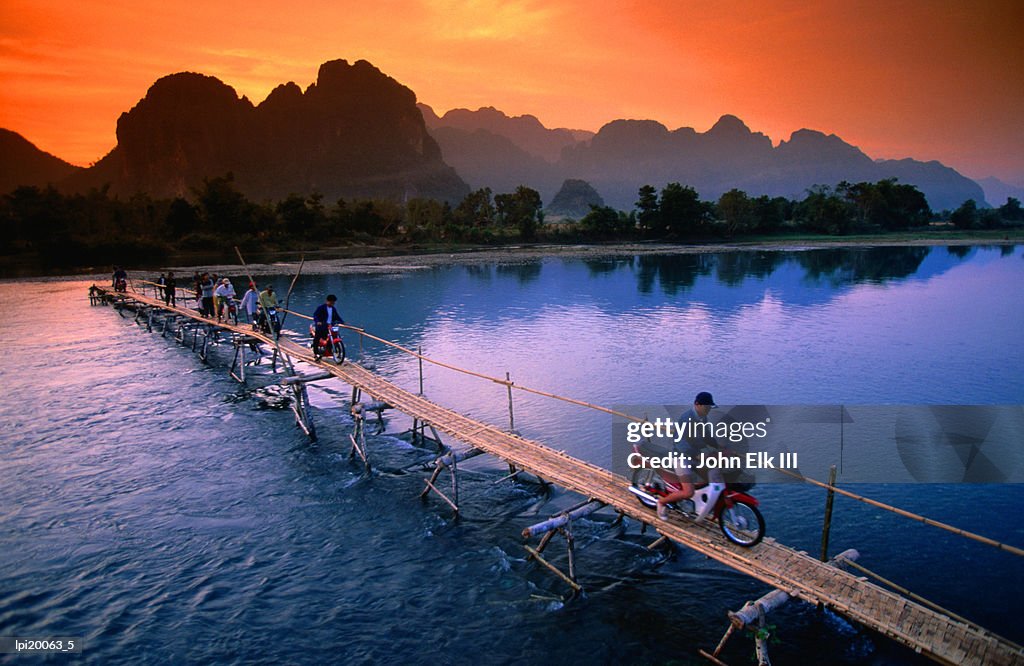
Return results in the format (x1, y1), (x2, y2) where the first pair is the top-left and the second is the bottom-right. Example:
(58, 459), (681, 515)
(718, 498), (765, 547)
(630, 468), (663, 509)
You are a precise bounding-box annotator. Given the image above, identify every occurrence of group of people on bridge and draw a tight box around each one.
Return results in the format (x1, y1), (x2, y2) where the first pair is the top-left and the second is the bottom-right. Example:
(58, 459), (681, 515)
(115, 266), (345, 357)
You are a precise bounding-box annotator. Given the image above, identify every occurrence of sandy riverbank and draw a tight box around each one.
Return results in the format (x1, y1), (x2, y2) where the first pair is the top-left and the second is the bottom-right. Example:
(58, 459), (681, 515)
(6, 232), (1021, 283)
(163, 233), (1022, 279)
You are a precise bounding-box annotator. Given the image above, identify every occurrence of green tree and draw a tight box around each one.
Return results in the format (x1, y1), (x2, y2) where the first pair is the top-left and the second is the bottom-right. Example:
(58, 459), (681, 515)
(659, 182), (709, 236)
(635, 184), (659, 231)
(716, 188), (755, 235)
(192, 173), (254, 235)
(795, 185), (856, 234)
(277, 194), (313, 238)
(502, 186), (544, 240)
(950, 199), (978, 229)
(999, 197), (1023, 221)
(751, 195), (790, 232)
(453, 188), (496, 228)
(406, 197), (448, 239)
(2, 185), (70, 250)
(580, 205), (633, 236)
(838, 179), (930, 230)
(166, 197), (199, 236)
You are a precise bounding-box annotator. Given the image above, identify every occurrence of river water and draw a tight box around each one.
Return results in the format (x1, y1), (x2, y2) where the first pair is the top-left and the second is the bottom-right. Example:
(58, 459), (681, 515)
(1, 245), (1022, 665)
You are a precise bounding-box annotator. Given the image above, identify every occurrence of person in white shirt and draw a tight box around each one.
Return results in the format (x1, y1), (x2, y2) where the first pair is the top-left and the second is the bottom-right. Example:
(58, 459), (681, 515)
(214, 278), (237, 322)
(240, 283), (259, 328)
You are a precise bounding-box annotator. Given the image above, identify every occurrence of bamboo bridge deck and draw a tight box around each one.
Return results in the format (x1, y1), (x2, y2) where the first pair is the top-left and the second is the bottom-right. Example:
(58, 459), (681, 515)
(94, 286), (1024, 666)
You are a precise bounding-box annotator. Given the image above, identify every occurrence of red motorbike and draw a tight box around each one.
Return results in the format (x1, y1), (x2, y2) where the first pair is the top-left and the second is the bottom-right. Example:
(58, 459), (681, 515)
(628, 447), (765, 547)
(310, 323), (346, 364)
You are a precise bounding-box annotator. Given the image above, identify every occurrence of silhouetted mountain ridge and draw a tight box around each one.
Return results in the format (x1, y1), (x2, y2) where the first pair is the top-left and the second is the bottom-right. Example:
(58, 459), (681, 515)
(0, 60), (990, 214)
(425, 108), (986, 212)
(0, 129), (82, 193)
(62, 60), (469, 202)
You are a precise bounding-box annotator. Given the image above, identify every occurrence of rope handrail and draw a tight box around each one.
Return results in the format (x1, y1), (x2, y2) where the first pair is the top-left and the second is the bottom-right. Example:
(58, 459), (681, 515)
(323, 320), (1024, 557)
(281, 307), (313, 321)
(331, 324), (644, 422)
(776, 468), (1024, 557)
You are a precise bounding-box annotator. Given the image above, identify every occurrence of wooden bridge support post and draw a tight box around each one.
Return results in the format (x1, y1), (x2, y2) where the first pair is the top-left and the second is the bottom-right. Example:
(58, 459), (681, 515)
(417, 345), (424, 395)
(288, 378), (316, 441)
(198, 326), (211, 363)
(820, 464), (838, 562)
(174, 320), (188, 344)
(229, 335), (247, 383)
(506, 371), (515, 432)
(521, 499), (605, 594)
(699, 548), (861, 666)
(418, 447), (484, 519)
(349, 404), (371, 472)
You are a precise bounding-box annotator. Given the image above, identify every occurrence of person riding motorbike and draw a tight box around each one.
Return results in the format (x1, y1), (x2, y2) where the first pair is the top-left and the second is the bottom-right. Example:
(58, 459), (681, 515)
(258, 285), (280, 335)
(311, 294), (344, 360)
(656, 391), (725, 521)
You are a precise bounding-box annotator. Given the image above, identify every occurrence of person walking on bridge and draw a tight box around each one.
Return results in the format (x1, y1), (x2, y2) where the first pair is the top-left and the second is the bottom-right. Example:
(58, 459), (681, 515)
(164, 271), (177, 307)
(199, 273), (215, 318)
(214, 278), (236, 323)
(240, 283), (259, 329)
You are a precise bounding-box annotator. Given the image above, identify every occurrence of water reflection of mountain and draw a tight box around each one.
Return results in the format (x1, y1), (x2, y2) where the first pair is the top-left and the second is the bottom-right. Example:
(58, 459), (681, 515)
(277, 246), (1014, 344)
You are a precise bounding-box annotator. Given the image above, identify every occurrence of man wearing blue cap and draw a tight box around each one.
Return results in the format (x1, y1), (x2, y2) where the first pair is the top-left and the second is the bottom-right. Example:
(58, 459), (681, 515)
(656, 391), (725, 521)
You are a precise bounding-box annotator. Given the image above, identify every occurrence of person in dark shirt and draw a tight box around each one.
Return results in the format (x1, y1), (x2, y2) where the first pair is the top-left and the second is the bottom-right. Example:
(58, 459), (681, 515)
(164, 271), (177, 306)
(312, 294), (344, 360)
(656, 391), (724, 521)
(112, 266), (128, 292)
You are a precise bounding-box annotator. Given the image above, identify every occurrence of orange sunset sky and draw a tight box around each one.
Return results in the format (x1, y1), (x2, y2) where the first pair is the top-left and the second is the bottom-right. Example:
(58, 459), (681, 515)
(1, 0), (1021, 184)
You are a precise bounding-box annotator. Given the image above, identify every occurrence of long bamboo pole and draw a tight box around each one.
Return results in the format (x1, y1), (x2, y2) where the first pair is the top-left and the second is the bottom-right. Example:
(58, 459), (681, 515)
(777, 468), (1024, 557)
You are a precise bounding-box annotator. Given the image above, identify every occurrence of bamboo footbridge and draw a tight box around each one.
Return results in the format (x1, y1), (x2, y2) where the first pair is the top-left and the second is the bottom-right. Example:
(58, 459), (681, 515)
(91, 283), (1024, 666)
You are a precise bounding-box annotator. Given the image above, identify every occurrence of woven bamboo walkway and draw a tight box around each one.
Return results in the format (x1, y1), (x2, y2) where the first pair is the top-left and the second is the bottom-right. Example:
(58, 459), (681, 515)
(98, 287), (1024, 666)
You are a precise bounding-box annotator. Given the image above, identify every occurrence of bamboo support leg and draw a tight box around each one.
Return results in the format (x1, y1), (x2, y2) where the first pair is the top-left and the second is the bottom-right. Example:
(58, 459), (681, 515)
(533, 528), (557, 556)
(523, 545), (581, 593)
(647, 535), (669, 550)
(422, 478), (459, 515)
(427, 424), (445, 452)
(753, 608), (771, 666)
(289, 381), (317, 442)
(450, 455), (459, 509)
(420, 461), (445, 499)
(563, 525), (577, 584)
(229, 337), (246, 383)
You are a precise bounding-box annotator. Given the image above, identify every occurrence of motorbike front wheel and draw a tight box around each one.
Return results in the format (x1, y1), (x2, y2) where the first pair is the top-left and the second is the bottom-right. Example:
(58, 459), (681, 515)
(718, 498), (765, 547)
(332, 338), (346, 365)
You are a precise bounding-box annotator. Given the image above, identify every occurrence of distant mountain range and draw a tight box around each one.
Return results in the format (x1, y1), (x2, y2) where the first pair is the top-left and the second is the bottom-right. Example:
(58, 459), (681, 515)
(420, 107), (988, 212)
(0, 129), (80, 194)
(0, 58), (1001, 213)
(7, 60), (469, 203)
(974, 177), (1024, 208)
